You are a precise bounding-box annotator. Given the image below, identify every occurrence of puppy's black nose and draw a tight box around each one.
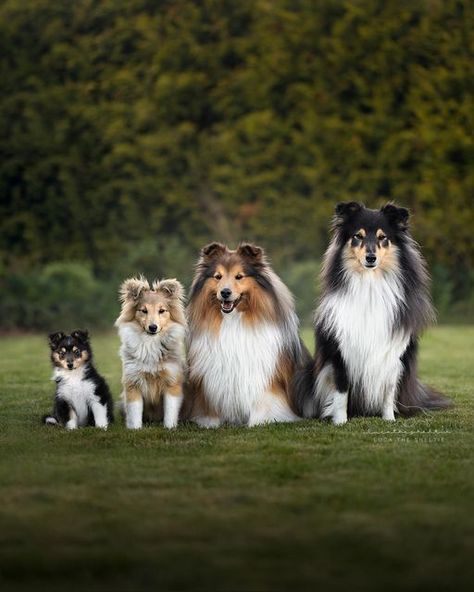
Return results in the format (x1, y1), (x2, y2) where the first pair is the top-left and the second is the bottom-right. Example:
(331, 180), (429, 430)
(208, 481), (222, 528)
(148, 324), (158, 333)
(220, 288), (232, 300)
(366, 253), (377, 264)
(67, 362), (73, 369)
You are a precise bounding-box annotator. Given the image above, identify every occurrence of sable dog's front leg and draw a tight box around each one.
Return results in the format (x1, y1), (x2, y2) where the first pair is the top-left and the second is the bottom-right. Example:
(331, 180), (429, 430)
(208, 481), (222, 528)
(125, 384), (143, 429)
(163, 382), (183, 429)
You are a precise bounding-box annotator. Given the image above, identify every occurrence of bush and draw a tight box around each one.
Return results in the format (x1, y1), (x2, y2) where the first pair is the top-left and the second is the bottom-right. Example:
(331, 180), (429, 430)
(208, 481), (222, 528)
(0, 262), (115, 332)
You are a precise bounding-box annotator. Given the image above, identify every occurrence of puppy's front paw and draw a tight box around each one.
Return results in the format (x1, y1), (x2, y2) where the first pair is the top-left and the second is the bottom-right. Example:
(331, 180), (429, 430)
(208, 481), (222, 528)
(332, 413), (348, 426)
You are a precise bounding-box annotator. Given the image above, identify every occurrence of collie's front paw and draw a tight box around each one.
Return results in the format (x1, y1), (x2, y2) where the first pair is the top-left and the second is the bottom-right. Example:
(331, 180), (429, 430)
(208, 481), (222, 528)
(66, 420), (77, 430)
(194, 416), (221, 429)
(163, 419), (178, 430)
(382, 407), (396, 421)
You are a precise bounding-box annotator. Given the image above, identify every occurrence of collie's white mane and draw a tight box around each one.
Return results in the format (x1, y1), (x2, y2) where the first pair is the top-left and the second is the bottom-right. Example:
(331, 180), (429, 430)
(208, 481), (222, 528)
(314, 265), (410, 417)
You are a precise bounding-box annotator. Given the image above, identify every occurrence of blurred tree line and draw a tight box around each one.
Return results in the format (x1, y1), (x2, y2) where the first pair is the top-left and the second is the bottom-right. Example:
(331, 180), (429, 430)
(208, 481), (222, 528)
(0, 0), (472, 330)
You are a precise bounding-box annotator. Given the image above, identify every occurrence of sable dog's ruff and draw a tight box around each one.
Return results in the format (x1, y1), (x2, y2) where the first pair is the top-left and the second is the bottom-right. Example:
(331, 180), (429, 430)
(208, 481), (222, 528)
(299, 202), (451, 424)
(43, 330), (114, 429)
(115, 277), (186, 429)
(186, 242), (311, 427)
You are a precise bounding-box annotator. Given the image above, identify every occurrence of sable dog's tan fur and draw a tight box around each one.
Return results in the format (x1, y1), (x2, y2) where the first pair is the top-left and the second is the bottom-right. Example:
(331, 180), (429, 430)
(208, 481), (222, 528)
(115, 276), (186, 429)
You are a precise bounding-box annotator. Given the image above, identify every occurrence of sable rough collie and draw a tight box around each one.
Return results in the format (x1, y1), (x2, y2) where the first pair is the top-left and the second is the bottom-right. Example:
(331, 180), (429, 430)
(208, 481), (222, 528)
(115, 277), (186, 429)
(300, 202), (450, 424)
(186, 242), (311, 427)
(44, 330), (114, 429)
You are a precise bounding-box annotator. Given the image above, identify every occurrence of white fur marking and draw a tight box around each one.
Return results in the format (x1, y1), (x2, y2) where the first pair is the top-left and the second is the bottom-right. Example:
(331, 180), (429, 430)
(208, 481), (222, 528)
(317, 268), (410, 419)
(91, 401), (109, 429)
(126, 399), (143, 429)
(163, 393), (183, 429)
(53, 367), (98, 427)
(188, 312), (290, 425)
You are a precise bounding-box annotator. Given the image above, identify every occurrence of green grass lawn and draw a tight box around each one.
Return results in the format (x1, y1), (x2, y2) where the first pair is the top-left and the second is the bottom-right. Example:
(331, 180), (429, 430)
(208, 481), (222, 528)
(0, 327), (473, 591)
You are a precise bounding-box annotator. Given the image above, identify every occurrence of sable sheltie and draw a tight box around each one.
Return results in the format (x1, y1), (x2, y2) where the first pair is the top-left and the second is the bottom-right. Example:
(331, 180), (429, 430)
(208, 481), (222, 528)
(186, 242), (311, 427)
(43, 330), (114, 429)
(299, 202), (451, 424)
(115, 277), (186, 429)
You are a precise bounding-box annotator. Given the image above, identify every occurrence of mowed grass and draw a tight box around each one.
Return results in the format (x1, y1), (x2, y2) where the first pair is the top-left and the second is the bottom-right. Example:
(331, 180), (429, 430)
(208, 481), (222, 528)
(0, 327), (473, 591)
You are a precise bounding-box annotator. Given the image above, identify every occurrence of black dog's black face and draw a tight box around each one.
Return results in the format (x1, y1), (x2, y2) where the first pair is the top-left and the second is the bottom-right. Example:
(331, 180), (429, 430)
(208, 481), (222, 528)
(334, 202), (409, 272)
(49, 330), (91, 371)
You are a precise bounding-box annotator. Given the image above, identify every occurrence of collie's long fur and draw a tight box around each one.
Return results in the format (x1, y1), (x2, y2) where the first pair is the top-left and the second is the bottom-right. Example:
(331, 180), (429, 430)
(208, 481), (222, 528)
(298, 202), (451, 424)
(115, 277), (186, 429)
(186, 242), (311, 427)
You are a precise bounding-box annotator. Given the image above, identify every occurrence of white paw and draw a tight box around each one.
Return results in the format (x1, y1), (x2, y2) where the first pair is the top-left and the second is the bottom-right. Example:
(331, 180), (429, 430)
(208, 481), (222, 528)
(382, 408), (396, 422)
(194, 416), (221, 429)
(332, 413), (348, 426)
(163, 419), (178, 430)
(66, 420), (77, 430)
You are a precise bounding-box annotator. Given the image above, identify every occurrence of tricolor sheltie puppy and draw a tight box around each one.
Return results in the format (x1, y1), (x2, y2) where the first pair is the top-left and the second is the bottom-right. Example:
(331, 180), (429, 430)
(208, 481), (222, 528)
(186, 242), (311, 427)
(300, 202), (450, 424)
(115, 277), (186, 429)
(43, 330), (114, 429)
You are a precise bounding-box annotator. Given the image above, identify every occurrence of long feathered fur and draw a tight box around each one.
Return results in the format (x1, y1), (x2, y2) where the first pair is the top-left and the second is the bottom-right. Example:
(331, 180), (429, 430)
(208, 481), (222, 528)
(297, 202), (451, 422)
(185, 242), (312, 426)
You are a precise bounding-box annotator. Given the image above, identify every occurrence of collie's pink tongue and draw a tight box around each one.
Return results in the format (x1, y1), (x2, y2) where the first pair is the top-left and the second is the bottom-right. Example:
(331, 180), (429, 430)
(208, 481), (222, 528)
(221, 301), (234, 313)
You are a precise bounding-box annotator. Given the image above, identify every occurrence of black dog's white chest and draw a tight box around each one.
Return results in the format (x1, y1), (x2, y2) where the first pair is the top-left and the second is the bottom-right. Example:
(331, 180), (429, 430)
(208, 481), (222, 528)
(55, 371), (97, 425)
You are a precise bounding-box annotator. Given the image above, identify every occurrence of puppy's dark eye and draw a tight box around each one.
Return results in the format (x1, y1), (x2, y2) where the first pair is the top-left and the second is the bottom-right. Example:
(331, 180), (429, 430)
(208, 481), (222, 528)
(74, 350), (81, 358)
(159, 309), (166, 314)
(140, 308), (148, 314)
(235, 274), (244, 280)
(378, 234), (387, 241)
(354, 233), (364, 241)
(214, 273), (222, 280)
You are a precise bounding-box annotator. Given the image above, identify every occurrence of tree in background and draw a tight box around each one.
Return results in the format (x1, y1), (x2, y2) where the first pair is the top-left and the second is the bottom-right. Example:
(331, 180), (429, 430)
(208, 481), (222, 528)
(0, 0), (472, 329)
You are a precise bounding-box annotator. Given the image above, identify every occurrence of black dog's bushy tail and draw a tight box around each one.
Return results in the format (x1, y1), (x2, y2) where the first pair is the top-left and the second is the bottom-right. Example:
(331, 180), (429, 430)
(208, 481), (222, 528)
(397, 340), (452, 416)
(397, 379), (452, 417)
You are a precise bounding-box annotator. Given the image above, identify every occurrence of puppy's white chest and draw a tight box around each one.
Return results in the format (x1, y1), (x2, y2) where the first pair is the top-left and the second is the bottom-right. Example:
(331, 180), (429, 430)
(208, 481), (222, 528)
(54, 369), (97, 425)
(189, 313), (282, 422)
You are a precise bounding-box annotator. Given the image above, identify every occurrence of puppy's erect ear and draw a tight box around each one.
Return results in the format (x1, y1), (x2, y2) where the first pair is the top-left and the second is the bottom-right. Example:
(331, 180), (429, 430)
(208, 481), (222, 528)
(71, 329), (89, 343)
(48, 331), (65, 349)
(200, 242), (226, 260)
(381, 203), (410, 231)
(119, 277), (150, 303)
(156, 279), (185, 301)
(237, 243), (264, 262)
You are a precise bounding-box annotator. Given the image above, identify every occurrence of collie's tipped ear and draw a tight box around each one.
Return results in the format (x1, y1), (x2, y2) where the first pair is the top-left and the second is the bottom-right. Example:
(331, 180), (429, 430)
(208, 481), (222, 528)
(237, 243), (264, 262)
(157, 279), (184, 301)
(48, 331), (65, 348)
(335, 201), (363, 219)
(119, 277), (149, 303)
(381, 203), (410, 230)
(71, 329), (89, 343)
(201, 242), (226, 260)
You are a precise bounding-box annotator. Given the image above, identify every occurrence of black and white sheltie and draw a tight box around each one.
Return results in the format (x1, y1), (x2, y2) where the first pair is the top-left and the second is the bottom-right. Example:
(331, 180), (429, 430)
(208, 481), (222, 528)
(186, 242), (311, 427)
(299, 202), (450, 424)
(43, 330), (114, 429)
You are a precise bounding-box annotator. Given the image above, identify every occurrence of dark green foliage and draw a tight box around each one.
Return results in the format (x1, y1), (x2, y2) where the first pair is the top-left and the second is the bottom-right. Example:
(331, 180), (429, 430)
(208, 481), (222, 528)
(0, 0), (472, 328)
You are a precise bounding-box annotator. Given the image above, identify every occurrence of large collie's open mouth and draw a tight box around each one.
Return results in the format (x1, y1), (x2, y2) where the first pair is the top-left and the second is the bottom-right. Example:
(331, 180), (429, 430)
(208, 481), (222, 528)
(220, 298), (241, 314)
